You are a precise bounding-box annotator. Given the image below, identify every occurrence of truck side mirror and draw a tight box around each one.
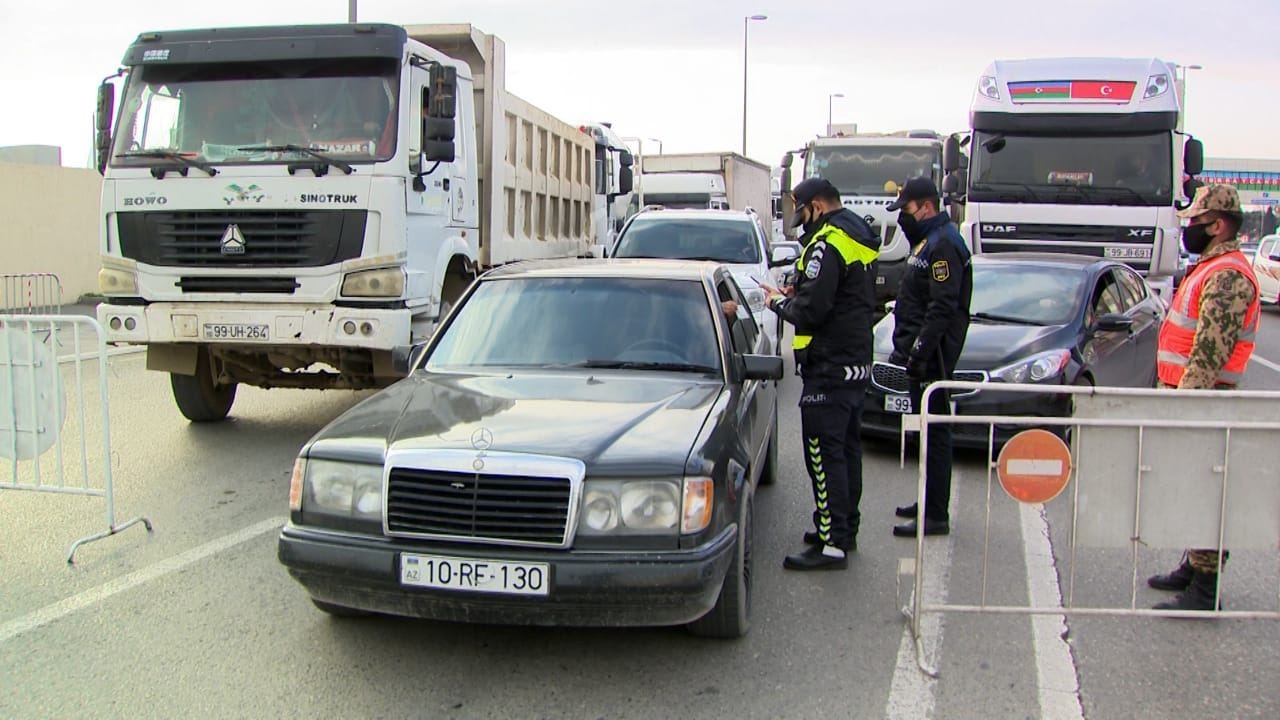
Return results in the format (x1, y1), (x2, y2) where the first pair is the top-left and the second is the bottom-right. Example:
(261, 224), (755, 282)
(780, 151), (793, 170)
(943, 136), (961, 173)
(423, 64), (458, 163)
(618, 166), (634, 196)
(942, 173), (960, 196)
(95, 81), (116, 174)
(1183, 138), (1204, 176)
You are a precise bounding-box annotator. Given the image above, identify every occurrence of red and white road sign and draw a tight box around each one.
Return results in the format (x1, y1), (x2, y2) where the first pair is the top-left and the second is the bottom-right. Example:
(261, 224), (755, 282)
(996, 429), (1073, 504)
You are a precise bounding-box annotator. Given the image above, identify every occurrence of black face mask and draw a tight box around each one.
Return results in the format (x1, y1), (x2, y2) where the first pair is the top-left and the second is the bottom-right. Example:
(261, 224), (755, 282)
(1181, 221), (1215, 254)
(898, 210), (924, 243)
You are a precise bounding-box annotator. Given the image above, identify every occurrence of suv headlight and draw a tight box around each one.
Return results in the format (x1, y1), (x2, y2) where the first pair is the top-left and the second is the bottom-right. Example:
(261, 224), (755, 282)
(341, 267), (405, 298)
(301, 458), (383, 521)
(990, 349), (1071, 384)
(576, 477), (711, 536)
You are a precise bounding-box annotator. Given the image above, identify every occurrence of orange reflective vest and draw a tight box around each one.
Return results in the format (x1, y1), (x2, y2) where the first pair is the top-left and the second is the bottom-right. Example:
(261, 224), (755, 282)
(1157, 250), (1261, 387)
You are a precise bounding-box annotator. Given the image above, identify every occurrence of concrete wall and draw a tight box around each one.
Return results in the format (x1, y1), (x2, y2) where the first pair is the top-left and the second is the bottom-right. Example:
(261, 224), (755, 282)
(0, 163), (102, 306)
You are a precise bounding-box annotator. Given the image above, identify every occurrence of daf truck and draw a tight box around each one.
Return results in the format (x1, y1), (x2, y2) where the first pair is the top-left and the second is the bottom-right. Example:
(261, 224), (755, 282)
(93, 23), (631, 421)
(780, 129), (946, 315)
(948, 57), (1205, 298)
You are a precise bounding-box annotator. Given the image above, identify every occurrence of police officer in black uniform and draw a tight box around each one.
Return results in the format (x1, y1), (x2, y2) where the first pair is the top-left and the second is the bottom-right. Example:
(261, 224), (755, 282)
(763, 177), (879, 570)
(886, 177), (972, 537)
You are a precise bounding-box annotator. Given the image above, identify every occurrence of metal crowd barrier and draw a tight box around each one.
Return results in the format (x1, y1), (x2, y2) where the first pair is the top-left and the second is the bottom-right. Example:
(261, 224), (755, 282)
(2, 273), (62, 315)
(900, 380), (1280, 676)
(0, 313), (152, 564)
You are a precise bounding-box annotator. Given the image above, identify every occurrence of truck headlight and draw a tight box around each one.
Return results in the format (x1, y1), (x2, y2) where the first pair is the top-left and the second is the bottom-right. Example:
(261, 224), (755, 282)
(577, 479), (685, 535)
(303, 458), (383, 521)
(990, 350), (1071, 384)
(978, 75), (1000, 100)
(341, 267), (405, 298)
(98, 267), (137, 295)
(1144, 73), (1170, 99)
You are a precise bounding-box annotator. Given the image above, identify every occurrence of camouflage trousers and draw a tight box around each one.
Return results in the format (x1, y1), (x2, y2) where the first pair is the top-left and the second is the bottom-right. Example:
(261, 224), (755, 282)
(1158, 382), (1230, 575)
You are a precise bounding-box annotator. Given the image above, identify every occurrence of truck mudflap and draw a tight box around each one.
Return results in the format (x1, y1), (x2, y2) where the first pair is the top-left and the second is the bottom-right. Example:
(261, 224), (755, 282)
(97, 302), (412, 351)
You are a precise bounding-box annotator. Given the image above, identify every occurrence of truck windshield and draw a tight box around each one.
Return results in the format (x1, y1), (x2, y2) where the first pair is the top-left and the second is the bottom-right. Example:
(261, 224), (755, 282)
(806, 146), (940, 196)
(427, 277), (722, 373)
(110, 58), (399, 168)
(969, 131), (1172, 206)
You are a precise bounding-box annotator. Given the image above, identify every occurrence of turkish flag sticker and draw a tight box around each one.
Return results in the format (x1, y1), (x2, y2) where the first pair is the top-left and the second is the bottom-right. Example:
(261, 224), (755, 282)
(1071, 81), (1136, 100)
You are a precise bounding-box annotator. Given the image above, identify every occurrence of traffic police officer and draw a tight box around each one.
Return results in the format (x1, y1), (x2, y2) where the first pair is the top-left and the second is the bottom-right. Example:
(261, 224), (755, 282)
(763, 177), (879, 570)
(886, 177), (972, 538)
(1148, 184), (1261, 612)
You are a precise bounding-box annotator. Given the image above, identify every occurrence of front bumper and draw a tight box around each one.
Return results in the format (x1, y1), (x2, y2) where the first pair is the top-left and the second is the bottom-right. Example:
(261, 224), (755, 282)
(862, 382), (1072, 449)
(97, 302), (410, 351)
(278, 524), (737, 627)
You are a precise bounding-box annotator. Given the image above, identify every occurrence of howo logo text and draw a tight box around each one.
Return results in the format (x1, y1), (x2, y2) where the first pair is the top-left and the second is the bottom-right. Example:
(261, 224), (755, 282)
(123, 195), (167, 207)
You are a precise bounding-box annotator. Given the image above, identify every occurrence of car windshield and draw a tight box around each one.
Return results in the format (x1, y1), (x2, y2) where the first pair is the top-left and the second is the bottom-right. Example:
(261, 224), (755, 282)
(969, 131), (1172, 206)
(970, 263), (1086, 326)
(111, 58), (398, 166)
(614, 218), (761, 264)
(806, 145), (941, 196)
(426, 277), (722, 373)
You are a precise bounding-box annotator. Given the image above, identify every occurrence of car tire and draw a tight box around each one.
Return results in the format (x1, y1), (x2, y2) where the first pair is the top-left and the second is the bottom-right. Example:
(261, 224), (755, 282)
(170, 351), (236, 423)
(687, 497), (752, 639)
(310, 598), (372, 618)
(759, 410), (779, 487)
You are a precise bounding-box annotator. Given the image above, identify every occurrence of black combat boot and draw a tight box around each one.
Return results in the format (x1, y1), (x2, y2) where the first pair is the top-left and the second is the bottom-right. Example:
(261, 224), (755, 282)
(784, 544), (848, 571)
(1147, 553), (1193, 591)
(1153, 571), (1224, 612)
(802, 530), (857, 552)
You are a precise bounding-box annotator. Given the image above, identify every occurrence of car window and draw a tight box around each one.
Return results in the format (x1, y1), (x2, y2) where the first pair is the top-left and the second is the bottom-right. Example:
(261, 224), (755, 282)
(717, 277), (758, 353)
(613, 217), (762, 264)
(1087, 271), (1128, 324)
(427, 277), (722, 372)
(1113, 268), (1148, 309)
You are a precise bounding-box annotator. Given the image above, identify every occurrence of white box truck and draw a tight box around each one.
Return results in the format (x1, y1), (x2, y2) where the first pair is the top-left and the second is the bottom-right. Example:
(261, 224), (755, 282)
(93, 23), (632, 421)
(949, 57), (1205, 298)
(634, 152), (774, 242)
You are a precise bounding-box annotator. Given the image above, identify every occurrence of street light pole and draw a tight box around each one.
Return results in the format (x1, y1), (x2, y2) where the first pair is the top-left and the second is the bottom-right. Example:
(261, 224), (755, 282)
(742, 14), (767, 157)
(827, 93), (844, 134)
(348, 0), (357, 22)
(1173, 63), (1202, 131)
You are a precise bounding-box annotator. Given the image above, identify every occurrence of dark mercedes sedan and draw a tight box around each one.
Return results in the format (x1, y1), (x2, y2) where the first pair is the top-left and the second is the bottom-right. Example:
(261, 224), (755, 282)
(863, 253), (1165, 448)
(279, 260), (782, 638)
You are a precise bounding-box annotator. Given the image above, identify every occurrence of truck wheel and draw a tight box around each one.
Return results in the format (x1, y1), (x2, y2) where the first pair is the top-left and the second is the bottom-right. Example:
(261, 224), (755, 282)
(170, 352), (236, 423)
(688, 498), (752, 638)
(310, 598), (371, 618)
(759, 410), (779, 487)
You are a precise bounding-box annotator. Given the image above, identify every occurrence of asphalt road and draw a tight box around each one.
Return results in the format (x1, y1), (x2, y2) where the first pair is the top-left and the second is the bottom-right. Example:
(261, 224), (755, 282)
(1, 312), (1278, 719)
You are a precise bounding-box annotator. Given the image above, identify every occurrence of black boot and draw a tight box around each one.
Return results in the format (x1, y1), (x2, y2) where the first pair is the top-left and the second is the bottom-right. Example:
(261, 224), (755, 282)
(802, 530), (857, 552)
(1153, 571), (1224, 612)
(784, 544), (848, 571)
(894, 503), (918, 519)
(1147, 553), (1193, 591)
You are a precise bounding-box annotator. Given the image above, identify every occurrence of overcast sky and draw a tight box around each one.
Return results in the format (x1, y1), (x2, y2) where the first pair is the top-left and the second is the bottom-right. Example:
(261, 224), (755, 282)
(2, 0), (1278, 168)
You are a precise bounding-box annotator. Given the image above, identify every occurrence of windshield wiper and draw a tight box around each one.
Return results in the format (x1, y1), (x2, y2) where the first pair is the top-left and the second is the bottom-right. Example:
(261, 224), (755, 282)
(971, 311), (1048, 326)
(969, 181), (1043, 202)
(115, 150), (218, 178)
(236, 144), (354, 175)
(564, 360), (720, 374)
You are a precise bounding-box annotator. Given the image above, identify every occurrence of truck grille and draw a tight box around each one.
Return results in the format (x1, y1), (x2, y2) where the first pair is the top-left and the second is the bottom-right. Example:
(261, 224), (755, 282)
(176, 276), (299, 294)
(118, 210), (365, 268)
(872, 362), (985, 398)
(386, 468), (573, 546)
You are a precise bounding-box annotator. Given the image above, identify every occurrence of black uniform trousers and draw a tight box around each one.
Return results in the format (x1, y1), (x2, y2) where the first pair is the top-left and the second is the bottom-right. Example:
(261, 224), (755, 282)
(909, 363), (953, 524)
(798, 378), (867, 550)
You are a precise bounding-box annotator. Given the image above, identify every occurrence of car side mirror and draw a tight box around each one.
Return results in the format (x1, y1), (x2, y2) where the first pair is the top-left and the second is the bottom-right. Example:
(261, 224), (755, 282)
(1092, 313), (1134, 334)
(770, 244), (799, 267)
(740, 353), (784, 381)
(392, 343), (429, 375)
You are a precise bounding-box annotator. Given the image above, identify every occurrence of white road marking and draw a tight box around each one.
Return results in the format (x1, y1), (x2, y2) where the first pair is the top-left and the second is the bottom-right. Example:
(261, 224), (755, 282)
(0, 517), (284, 644)
(1020, 503), (1085, 720)
(1250, 354), (1280, 375)
(885, 478), (959, 720)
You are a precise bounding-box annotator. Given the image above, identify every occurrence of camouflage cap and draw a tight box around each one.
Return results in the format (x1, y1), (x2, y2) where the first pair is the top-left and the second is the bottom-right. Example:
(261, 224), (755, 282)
(1177, 183), (1243, 219)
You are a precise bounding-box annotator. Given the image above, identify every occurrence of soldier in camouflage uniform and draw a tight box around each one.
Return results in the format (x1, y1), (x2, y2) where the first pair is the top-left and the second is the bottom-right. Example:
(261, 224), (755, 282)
(1148, 184), (1262, 612)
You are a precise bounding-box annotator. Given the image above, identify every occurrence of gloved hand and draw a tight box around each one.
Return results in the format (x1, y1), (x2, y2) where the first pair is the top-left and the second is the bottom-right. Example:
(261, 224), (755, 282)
(906, 354), (928, 379)
(888, 349), (909, 367)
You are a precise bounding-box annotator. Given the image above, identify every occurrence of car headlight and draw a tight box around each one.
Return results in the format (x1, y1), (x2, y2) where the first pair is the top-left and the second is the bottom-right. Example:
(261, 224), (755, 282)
(989, 349), (1071, 384)
(301, 458), (383, 521)
(98, 267), (138, 295)
(576, 478), (707, 536)
(341, 267), (405, 298)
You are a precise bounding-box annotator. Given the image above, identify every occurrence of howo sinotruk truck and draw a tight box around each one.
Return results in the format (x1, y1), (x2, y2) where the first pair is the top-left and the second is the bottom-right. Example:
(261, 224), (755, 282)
(946, 57), (1204, 299)
(93, 24), (633, 422)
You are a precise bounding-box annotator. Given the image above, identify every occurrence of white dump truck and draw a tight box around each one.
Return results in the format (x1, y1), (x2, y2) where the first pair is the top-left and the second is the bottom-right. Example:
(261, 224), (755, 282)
(93, 23), (632, 421)
(632, 152), (773, 242)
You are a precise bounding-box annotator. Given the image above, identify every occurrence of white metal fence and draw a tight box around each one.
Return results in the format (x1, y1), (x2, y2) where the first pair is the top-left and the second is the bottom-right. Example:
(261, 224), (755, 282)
(0, 312), (151, 564)
(2, 273), (62, 315)
(900, 381), (1280, 676)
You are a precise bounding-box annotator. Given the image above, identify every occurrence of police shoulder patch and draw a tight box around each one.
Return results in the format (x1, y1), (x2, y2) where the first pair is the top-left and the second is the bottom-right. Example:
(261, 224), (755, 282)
(931, 260), (950, 282)
(805, 258), (822, 279)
